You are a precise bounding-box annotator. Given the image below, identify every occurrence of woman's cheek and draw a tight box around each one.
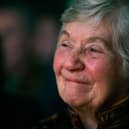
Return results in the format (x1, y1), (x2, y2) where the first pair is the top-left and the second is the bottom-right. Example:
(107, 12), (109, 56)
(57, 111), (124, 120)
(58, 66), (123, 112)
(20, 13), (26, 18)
(53, 49), (66, 75)
(85, 57), (114, 80)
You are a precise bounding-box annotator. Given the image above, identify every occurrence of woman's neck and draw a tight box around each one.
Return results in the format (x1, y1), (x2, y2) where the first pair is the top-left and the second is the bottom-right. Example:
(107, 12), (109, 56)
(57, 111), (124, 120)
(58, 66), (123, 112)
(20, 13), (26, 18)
(73, 106), (98, 129)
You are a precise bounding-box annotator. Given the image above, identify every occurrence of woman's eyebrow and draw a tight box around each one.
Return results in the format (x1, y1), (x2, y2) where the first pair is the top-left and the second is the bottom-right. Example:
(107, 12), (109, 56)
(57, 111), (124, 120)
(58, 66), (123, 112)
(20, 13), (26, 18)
(58, 31), (112, 49)
(59, 30), (70, 38)
(84, 37), (112, 48)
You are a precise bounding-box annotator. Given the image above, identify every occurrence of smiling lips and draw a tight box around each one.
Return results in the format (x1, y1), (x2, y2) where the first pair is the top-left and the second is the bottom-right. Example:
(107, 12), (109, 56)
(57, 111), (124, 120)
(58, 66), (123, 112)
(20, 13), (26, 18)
(64, 77), (89, 85)
(62, 76), (94, 93)
(61, 70), (92, 85)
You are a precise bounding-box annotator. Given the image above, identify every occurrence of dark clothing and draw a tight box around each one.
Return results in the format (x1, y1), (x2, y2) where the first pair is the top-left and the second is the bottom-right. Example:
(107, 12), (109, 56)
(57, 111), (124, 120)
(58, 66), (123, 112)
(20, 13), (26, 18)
(32, 108), (84, 129)
(32, 98), (129, 129)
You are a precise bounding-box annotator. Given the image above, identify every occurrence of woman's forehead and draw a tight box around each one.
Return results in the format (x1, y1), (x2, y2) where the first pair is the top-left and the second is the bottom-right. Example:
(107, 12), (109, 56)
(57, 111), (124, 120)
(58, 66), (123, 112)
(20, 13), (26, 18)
(60, 21), (112, 44)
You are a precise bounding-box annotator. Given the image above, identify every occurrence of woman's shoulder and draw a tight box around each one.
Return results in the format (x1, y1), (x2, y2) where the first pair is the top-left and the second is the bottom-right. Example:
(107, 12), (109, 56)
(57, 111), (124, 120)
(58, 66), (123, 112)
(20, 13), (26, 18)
(32, 108), (73, 129)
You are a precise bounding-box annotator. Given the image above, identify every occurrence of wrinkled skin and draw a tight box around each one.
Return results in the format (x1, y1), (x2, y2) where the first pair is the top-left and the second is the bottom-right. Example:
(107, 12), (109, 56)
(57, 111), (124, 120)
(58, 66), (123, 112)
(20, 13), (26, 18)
(53, 21), (127, 112)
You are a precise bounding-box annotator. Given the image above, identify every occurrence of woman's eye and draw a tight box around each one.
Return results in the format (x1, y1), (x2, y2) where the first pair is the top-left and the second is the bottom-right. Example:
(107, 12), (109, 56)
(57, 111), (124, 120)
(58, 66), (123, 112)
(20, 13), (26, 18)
(61, 43), (69, 47)
(89, 47), (102, 53)
(83, 45), (104, 58)
(59, 41), (71, 48)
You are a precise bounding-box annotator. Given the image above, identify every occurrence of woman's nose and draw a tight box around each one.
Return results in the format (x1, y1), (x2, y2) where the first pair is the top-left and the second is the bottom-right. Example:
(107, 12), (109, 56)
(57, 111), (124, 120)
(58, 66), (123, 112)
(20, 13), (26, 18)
(63, 51), (85, 71)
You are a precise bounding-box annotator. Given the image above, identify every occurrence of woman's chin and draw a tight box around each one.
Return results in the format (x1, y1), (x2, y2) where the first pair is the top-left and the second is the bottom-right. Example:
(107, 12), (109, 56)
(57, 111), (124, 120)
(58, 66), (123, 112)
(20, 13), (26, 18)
(63, 95), (90, 108)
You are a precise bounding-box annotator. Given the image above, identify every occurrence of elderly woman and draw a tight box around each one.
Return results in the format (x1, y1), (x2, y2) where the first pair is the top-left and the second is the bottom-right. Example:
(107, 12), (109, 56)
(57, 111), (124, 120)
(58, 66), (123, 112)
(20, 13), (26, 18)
(33, 0), (129, 129)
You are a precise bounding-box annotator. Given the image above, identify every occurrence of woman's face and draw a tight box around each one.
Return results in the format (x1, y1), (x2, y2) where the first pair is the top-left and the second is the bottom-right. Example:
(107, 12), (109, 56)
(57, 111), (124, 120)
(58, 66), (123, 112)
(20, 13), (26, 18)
(53, 21), (124, 110)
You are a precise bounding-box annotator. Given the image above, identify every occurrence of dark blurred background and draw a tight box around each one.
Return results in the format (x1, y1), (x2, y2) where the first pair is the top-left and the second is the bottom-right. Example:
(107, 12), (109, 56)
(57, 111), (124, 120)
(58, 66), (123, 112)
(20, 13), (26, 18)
(0, 0), (72, 129)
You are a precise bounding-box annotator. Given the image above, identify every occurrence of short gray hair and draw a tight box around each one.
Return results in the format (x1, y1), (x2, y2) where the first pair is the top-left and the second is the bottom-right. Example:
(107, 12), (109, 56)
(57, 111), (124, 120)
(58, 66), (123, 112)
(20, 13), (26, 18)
(61, 0), (129, 79)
